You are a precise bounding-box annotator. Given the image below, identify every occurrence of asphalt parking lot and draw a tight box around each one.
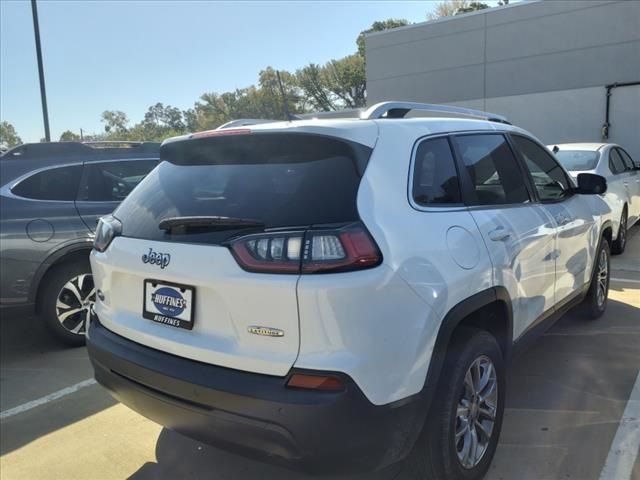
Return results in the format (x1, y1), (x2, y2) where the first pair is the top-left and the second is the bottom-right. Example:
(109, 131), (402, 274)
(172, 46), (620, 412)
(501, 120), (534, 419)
(1, 227), (639, 480)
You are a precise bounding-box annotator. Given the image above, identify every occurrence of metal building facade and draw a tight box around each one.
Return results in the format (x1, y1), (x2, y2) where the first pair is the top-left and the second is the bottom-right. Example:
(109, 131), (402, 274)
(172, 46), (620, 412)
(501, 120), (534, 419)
(365, 0), (640, 158)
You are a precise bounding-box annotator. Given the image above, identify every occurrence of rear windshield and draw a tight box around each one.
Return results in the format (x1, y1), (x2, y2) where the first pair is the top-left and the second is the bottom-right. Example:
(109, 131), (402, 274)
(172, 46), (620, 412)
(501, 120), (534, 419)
(114, 133), (372, 244)
(554, 150), (600, 171)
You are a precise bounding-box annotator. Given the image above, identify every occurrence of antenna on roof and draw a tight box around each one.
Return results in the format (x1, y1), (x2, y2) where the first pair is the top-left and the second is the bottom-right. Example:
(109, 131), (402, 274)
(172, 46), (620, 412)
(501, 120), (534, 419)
(276, 70), (295, 121)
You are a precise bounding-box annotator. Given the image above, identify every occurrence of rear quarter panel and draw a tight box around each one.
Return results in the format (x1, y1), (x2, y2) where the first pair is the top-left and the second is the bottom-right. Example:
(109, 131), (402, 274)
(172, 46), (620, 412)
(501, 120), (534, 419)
(0, 195), (91, 305)
(295, 122), (495, 405)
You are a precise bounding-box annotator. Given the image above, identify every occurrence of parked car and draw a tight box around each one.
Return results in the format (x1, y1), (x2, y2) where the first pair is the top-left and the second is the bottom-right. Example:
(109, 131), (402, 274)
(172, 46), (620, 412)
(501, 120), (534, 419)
(86, 103), (612, 480)
(0, 141), (159, 345)
(550, 143), (640, 254)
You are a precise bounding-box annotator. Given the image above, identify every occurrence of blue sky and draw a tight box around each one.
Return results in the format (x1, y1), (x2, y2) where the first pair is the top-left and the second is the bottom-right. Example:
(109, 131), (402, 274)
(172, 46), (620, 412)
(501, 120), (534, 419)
(1, 1), (482, 142)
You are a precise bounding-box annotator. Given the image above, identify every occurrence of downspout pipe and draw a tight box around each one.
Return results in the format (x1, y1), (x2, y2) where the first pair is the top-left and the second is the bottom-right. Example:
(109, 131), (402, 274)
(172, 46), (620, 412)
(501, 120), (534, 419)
(602, 81), (640, 140)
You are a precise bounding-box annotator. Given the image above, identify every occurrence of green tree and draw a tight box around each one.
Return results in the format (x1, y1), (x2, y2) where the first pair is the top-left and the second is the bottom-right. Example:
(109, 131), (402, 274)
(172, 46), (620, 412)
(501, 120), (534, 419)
(59, 130), (81, 142)
(356, 19), (410, 57)
(143, 103), (185, 132)
(456, 2), (490, 14)
(297, 19), (408, 112)
(0, 121), (22, 148)
(101, 110), (129, 134)
(427, 0), (483, 19)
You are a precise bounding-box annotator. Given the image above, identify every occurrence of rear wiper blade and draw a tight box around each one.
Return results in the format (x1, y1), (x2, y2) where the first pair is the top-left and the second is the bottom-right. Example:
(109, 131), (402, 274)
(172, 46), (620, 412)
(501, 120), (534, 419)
(159, 216), (265, 231)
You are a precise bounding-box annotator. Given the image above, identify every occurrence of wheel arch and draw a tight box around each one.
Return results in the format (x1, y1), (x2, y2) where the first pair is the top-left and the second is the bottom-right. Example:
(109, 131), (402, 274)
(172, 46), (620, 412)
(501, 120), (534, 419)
(31, 241), (93, 311)
(420, 287), (513, 402)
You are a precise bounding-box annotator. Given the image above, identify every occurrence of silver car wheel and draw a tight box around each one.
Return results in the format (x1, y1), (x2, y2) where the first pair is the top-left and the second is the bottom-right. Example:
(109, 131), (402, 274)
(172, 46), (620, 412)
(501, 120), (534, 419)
(596, 248), (609, 308)
(456, 355), (498, 469)
(55, 274), (95, 335)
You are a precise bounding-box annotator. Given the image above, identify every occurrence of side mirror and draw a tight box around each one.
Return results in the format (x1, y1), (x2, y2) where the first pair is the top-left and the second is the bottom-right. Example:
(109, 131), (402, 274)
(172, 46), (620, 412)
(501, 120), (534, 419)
(576, 173), (607, 195)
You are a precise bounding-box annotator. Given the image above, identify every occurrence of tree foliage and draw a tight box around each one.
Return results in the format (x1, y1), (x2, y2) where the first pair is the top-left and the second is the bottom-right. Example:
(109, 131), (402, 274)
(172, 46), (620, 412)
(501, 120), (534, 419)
(101, 110), (129, 133)
(456, 2), (490, 14)
(0, 121), (22, 148)
(356, 18), (410, 56)
(297, 54), (366, 111)
(428, 0), (490, 20)
(59, 130), (81, 142)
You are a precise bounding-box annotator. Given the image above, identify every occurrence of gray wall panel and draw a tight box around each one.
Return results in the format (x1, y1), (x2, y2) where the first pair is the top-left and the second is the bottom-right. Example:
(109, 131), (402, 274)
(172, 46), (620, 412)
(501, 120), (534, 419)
(367, 64), (486, 104)
(486, 1), (640, 62)
(485, 41), (640, 98)
(485, 0), (616, 27)
(366, 12), (484, 51)
(367, 29), (485, 81)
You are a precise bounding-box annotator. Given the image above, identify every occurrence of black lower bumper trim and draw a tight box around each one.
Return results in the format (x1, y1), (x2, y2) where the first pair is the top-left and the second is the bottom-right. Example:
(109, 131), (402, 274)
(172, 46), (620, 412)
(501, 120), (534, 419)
(86, 317), (426, 474)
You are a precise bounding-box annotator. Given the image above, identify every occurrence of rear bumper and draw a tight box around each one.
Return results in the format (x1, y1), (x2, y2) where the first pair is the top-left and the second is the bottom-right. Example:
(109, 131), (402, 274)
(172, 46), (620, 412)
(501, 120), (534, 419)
(86, 316), (425, 474)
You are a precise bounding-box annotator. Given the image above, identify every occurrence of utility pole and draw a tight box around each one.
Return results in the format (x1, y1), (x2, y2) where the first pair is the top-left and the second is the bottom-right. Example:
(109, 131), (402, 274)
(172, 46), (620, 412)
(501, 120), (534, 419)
(80, 128), (84, 141)
(31, 0), (51, 142)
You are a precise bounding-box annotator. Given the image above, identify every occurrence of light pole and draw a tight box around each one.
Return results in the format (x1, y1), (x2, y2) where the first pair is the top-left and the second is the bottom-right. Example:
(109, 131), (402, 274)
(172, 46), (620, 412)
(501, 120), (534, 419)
(31, 0), (51, 142)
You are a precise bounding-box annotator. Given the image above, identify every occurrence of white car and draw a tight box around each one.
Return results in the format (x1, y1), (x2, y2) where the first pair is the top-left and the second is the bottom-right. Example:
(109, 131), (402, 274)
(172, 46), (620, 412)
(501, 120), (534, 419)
(87, 102), (613, 480)
(550, 143), (640, 254)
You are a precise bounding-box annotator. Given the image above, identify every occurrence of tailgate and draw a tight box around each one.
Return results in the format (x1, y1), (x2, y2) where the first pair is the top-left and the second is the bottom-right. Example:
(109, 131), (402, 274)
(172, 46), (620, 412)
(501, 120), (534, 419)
(90, 237), (299, 376)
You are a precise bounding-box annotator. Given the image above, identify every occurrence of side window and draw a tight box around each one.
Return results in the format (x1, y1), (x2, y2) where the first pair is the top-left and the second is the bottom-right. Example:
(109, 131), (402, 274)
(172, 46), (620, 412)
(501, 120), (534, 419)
(11, 165), (82, 201)
(609, 149), (627, 175)
(412, 137), (461, 206)
(618, 149), (639, 169)
(511, 135), (570, 203)
(616, 148), (635, 171)
(454, 134), (529, 206)
(78, 160), (158, 202)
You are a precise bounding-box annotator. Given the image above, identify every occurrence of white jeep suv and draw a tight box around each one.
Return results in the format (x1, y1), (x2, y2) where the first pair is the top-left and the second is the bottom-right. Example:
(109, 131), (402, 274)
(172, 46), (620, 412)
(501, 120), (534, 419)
(87, 102), (613, 480)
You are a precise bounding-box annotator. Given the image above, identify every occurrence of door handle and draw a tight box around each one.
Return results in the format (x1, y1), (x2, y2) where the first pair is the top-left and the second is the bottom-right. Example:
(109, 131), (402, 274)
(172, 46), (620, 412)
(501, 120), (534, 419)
(488, 227), (511, 242)
(555, 215), (571, 226)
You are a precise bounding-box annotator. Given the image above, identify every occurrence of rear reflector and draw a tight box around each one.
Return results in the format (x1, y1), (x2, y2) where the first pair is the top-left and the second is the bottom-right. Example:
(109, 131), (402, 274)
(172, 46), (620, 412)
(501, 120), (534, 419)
(286, 374), (345, 392)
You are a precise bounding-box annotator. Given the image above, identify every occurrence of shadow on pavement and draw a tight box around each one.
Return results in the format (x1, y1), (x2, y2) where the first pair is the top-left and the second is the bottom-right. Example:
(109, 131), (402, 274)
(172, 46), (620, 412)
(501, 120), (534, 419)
(129, 428), (405, 480)
(0, 314), (117, 456)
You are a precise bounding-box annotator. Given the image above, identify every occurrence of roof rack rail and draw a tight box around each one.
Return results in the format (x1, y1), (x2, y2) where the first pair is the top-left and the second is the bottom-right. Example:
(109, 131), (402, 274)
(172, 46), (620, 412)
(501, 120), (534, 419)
(1, 141), (160, 160)
(82, 141), (145, 146)
(216, 119), (278, 130)
(360, 101), (510, 124)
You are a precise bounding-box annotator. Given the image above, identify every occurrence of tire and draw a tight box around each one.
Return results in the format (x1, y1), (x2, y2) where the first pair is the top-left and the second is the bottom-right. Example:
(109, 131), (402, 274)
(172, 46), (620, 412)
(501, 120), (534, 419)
(406, 329), (505, 480)
(583, 238), (610, 319)
(611, 208), (627, 255)
(39, 258), (95, 347)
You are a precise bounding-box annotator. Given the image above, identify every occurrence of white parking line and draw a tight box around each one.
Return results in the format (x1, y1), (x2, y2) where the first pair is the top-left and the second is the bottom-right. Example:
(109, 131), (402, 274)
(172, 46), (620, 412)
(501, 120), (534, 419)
(610, 277), (640, 284)
(0, 378), (96, 420)
(599, 370), (640, 480)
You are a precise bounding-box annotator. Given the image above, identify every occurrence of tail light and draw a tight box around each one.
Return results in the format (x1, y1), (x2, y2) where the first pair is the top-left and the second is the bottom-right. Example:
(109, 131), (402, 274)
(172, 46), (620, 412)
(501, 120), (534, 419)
(93, 215), (122, 252)
(229, 223), (381, 274)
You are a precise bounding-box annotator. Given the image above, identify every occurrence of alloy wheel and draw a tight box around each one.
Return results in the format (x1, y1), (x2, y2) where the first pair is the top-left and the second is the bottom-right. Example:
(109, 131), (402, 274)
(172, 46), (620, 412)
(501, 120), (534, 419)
(455, 355), (498, 469)
(55, 274), (95, 335)
(596, 248), (609, 308)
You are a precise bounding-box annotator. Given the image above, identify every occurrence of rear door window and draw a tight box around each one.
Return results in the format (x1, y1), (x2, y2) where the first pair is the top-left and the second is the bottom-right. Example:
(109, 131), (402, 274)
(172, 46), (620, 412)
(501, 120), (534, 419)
(511, 135), (571, 203)
(411, 137), (461, 206)
(11, 165), (82, 201)
(114, 133), (372, 244)
(78, 159), (158, 202)
(616, 148), (635, 171)
(609, 149), (627, 174)
(453, 134), (530, 206)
